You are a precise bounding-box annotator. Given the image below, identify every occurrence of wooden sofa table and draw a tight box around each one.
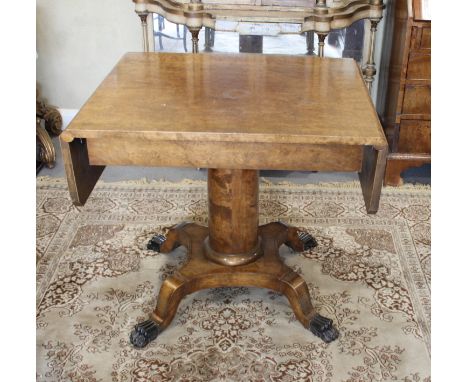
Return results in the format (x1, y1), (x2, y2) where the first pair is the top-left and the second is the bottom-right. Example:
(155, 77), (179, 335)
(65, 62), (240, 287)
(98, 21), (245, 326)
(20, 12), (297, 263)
(60, 52), (388, 348)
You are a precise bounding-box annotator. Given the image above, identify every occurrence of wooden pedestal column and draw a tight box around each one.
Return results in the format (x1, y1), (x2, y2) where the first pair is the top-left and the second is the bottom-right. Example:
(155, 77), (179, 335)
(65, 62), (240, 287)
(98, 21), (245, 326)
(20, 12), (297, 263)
(205, 169), (261, 266)
(129, 169), (340, 348)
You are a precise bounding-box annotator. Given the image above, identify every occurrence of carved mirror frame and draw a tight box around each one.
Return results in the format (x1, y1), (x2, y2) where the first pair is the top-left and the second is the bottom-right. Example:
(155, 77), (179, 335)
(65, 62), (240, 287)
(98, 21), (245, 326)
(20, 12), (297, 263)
(132, 0), (385, 91)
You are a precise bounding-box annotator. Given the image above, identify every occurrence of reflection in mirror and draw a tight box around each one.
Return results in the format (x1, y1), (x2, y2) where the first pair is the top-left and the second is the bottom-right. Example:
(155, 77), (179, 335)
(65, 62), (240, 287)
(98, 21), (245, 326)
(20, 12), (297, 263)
(153, 16), (365, 63)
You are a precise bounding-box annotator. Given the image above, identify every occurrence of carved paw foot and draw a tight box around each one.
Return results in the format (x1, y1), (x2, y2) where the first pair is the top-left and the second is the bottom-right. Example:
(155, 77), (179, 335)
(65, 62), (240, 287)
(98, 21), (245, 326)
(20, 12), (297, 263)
(298, 231), (317, 251)
(284, 228), (318, 252)
(130, 320), (160, 348)
(309, 314), (339, 343)
(147, 234), (166, 251)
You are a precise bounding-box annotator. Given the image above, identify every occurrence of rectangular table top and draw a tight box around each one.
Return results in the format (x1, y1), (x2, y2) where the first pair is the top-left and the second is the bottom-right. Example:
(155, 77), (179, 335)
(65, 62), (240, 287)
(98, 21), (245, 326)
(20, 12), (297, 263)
(62, 52), (387, 148)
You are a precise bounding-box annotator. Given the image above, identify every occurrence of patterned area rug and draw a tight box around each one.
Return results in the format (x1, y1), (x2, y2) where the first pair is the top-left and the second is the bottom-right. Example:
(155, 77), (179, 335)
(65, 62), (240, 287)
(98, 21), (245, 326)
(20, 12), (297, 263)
(36, 177), (431, 382)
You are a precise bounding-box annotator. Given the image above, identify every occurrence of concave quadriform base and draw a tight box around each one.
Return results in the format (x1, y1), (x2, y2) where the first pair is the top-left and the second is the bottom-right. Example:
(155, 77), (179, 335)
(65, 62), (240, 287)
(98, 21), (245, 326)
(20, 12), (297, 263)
(131, 221), (339, 348)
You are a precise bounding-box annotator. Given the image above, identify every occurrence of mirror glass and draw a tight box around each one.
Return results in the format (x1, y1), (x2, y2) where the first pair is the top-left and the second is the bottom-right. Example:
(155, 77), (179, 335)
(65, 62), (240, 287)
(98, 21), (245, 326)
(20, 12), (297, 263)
(153, 15), (365, 63)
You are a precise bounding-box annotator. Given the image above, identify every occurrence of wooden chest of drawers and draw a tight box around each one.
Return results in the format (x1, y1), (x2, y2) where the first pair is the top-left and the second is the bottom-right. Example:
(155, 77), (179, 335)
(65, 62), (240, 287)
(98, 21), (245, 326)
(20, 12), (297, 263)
(380, 0), (431, 186)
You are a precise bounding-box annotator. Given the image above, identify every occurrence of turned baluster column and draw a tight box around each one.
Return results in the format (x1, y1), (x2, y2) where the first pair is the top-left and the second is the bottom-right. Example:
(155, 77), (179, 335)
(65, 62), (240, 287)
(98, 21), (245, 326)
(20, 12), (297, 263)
(137, 12), (149, 52)
(362, 19), (381, 92)
(317, 33), (328, 57)
(189, 28), (200, 53)
(315, 0), (329, 57)
(187, 0), (203, 53)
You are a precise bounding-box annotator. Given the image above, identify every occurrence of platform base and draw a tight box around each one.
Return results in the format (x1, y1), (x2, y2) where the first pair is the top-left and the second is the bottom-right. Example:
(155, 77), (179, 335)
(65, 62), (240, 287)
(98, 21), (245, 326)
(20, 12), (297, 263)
(133, 222), (338, 348)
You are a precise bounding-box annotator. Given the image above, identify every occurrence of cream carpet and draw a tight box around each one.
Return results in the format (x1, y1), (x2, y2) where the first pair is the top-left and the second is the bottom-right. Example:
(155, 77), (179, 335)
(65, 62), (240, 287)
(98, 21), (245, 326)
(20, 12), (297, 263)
(36, 177), (431, 381)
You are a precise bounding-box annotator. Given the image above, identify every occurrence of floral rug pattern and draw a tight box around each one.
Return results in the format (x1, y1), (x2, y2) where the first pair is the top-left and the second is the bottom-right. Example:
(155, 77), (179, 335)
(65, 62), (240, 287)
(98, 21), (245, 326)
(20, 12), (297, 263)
(36, 178), (431, 381)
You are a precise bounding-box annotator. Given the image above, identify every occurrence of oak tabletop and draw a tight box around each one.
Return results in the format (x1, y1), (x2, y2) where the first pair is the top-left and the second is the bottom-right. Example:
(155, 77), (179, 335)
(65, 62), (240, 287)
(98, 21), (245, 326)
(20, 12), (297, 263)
(62, 52), (387, 147)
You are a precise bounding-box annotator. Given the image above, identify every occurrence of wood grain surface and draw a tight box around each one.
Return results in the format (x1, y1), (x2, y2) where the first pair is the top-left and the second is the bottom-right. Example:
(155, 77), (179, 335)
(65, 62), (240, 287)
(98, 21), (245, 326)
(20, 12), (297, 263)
(151, 222), (317, 330)
(380, 0), (430, 186)
(206, 169), (261, 266)
(63, 52), (387, 147)
(60, 138), (105, 206)
(86, 137), (364, 171)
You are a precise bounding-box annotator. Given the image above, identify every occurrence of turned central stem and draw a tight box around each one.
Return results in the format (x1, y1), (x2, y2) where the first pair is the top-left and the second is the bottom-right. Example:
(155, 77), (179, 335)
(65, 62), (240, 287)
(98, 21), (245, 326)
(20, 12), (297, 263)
(205, 168), (261, 266)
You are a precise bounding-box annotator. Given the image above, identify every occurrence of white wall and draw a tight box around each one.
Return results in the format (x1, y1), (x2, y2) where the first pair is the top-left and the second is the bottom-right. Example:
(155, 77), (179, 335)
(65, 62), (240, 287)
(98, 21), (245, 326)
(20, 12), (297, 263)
(36, 0), (142, 109)
(36, 0), (387, 109)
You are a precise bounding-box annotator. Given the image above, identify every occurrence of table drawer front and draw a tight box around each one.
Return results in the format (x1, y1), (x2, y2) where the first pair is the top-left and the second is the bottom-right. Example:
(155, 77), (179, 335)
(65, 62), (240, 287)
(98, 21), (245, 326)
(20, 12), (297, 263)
(402, 85), (431, 115)
(398, 120), (431, 154)
(406, 53), (431, 80)
(87, 137), (363, 172)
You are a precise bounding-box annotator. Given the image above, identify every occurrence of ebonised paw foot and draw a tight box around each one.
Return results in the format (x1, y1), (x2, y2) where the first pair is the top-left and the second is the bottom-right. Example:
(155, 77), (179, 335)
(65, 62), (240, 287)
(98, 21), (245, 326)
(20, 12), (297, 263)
(147, 234), (166, 251)
(298, 231), (317, 250)
(309, 314), (339, 343)
(130, 320), (160, 348)
(285, 229), (318, 252)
